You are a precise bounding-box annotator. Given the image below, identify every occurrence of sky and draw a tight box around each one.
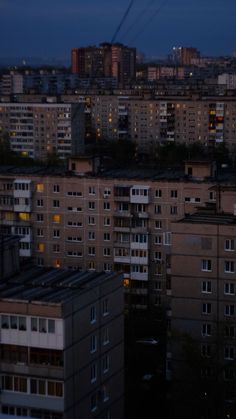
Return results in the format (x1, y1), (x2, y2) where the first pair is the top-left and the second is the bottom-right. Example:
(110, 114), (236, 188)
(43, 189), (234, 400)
(0, 0), (236, 62)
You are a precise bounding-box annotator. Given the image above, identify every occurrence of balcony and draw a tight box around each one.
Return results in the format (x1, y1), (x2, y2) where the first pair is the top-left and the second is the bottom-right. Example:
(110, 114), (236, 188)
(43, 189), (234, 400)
(130, 271), (148, 281)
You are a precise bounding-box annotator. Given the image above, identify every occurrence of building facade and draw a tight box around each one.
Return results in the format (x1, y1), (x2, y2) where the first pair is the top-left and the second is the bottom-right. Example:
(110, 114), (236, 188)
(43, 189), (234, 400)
(0, 160), (217, 310)
(0, 101), (85, 160)
(0, 268), (124, 419)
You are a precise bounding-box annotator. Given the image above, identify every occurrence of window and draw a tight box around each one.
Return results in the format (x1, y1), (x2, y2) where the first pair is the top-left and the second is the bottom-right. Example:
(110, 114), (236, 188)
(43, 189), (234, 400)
(53, 184), (60, 193)
(163, 232), (171, 246)
(37, 199), (43, 207)
(36, 183), (44, 193)
(52, 214), (61, 223)
(202, 323), (211, 336)
(154, 235), (162, 245)
(170, 190), (178, 198)
(91, 363), (97, 383)
(90, 335), (97, 353)
(201, 344), (211, 358)
(89, 231), (95, 240)
(170, 206), (177, 215)
(155, 189), (162, 198)
(88, 247), (95, 256)
(102, 355), (109, 373)
(154, 251), (162, 261)
(202, 281), (212, 293)
(89, 201), (95, 210)
(155, 220), (162, 229)
(155, 204), (161, 214)
(104, 217), (110, 226)
(224, 283), (235, 295)
(36, 228), (44, 237)
(225, 304), (235, 316)
(53, 230), (60, 238)
(103, 248), (111, 257)
(88, 261), (95, 270)
(102, 385), (109, 402)
(104, 232), (110, 241)
(202, 303), (211, 314)
(36, 214), (44, 222)
(104, 202), (110, 210)
(53, 200), (60, 208)
(225, 261), (235, 273)
(31, 317), (55, 333)
(90, 306), (96, 324)
(88, 216), (95, 225)
(224, 346), (234, 360)
(89, 186), (96, 195)
(225, 239), (234, 251)
(201, 259), (212, 272)
(102, 299), (109, 316)
(104, 263), (112, 272)
(102, 327), (109, 345)
(225, 325), (235, 338)
(37, 243), (45, 253)
(91, 393), (98, 411)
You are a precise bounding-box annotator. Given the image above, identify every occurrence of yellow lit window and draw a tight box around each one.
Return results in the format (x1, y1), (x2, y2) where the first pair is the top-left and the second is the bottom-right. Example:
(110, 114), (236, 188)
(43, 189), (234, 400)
(54, 259), (61, 268)
(52, 214), (61, 223)
(21, 151), (28, 157)
(37, 243), (45, 252)
(123, 278), (130, 288)
(19, 213), (30, 221)
(36, 183), (44, 193)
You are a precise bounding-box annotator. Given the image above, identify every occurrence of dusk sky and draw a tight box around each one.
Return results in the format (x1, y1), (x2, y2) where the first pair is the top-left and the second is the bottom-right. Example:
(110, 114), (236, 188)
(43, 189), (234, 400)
(1, 0), (236, 62)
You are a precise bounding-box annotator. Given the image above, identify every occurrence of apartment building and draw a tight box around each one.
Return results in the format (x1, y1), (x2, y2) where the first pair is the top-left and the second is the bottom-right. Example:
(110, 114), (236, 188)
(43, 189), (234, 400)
(0, 159), (216, 309)
(0, 267), (124, 419)
(169, 210), (236, 418)
(71, 43), (136, 86)
(0, 101), (85, 160)
(83, 93), (236, 152)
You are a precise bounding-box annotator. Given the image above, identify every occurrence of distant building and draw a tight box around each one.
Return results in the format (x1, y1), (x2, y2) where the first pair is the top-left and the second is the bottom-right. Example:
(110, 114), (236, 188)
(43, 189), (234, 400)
(0, 267), (124, 419)
(171, 46), (200, 65)
(71, 43), (136, 86)
(0, 101), (85, 160)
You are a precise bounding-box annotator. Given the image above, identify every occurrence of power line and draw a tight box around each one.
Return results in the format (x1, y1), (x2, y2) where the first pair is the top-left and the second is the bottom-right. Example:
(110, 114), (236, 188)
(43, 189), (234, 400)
(110, 0), (135, 44)
(129, 0), (169, 44)
(119, 0), (157, 42)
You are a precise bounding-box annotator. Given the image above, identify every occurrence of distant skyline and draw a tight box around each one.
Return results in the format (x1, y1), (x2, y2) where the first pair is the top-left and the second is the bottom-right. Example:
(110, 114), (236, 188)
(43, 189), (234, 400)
(1, 0), (236, 63)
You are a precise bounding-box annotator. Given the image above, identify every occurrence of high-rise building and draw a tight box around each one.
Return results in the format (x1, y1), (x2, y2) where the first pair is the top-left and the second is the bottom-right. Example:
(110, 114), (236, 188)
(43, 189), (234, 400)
(171, 46), (200, 65)
(71, 43), (136, 86)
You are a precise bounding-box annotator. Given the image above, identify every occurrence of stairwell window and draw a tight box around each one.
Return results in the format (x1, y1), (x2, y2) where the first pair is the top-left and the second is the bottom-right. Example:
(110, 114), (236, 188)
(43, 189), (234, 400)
(202, 281), (212, 293)
(202, 323), (211, 336)
(224, 283), (235, 295)
(225, 261), (235, 273)
(202, 303), (212, 315)
(225, 239), (234, 251)
(201, 259), (212, 272)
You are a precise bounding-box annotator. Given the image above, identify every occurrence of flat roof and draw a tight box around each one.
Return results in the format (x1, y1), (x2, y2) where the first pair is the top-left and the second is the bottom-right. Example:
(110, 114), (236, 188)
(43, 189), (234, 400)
(0, 267), (122, 304)
(177, 211), (236, 225)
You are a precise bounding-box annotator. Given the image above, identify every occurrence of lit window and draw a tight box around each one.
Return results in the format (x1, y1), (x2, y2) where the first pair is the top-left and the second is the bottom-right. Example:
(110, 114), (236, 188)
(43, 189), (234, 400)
(19, 213), (30, 221)
(37, 243), (45, 253)
(36, 183), (44, 193)
(52, 214), (61, 223)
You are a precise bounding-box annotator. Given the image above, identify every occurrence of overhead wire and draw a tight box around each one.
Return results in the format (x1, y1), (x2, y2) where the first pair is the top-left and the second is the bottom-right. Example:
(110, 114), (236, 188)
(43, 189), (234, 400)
(128, 0), (169, 44)
(119, 0), (157, 42)
(110, 0), (136, 44)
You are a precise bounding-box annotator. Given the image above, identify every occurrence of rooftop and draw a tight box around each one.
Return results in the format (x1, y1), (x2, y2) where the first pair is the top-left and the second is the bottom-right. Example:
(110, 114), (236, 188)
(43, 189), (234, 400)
(0, 266), (122, 304)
